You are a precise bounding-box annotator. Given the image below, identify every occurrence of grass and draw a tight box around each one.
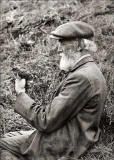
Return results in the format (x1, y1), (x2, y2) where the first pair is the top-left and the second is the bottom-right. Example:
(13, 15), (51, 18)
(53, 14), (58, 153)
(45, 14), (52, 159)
(0, 0), (114, 159)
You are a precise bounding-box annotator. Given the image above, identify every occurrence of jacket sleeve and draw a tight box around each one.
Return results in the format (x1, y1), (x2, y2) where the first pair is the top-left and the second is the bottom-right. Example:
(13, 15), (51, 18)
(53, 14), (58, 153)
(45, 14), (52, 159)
(14, 74), (92, 133)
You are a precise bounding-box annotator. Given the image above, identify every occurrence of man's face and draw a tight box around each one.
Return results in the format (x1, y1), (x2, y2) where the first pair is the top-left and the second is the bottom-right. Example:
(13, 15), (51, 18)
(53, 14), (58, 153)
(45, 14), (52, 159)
(49, 38), (79, 71)
(57, 41), (73, 71)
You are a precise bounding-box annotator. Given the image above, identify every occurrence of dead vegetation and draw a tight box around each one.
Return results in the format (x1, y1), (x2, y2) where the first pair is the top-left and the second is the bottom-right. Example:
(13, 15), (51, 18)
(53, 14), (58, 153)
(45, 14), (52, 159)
(0, 0), (114, 159)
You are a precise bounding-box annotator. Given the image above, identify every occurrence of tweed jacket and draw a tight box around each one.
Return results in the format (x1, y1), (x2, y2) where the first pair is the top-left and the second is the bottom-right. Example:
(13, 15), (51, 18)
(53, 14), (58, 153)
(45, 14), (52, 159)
(14, 55), (107, 160)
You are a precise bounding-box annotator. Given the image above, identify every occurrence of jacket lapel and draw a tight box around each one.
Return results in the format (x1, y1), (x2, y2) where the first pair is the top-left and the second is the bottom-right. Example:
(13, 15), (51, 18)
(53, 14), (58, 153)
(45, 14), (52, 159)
(51, 55), (94, 99)
(70, 54), (94, 72)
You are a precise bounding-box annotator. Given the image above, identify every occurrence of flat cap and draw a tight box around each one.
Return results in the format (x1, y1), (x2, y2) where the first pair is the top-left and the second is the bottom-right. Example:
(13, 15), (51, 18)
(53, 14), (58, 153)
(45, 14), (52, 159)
(50, 21), (95, 40)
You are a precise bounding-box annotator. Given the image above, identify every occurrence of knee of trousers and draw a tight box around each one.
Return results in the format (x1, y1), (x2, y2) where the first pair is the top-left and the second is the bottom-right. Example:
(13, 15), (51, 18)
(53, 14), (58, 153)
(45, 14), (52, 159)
(0, 149), (20, 160)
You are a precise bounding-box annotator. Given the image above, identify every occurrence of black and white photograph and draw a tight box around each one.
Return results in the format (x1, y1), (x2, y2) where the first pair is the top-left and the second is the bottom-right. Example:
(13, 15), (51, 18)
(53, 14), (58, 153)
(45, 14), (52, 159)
(0, 0), (114, 159)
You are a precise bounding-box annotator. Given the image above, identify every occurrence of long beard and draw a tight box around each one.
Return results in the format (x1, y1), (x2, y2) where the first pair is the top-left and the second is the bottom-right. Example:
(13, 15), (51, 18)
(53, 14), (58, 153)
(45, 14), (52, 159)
(59, 58), (71, 71)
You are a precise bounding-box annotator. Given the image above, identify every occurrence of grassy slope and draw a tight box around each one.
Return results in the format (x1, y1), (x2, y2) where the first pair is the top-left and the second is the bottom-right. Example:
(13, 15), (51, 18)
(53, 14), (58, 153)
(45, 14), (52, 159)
(0, 0), (114, 159)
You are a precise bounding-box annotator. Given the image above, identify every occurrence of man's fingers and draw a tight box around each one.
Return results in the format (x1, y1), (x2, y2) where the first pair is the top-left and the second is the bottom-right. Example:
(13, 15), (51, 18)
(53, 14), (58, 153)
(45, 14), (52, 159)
(15, 78), (26, 87)
(21, 78), (26, 85)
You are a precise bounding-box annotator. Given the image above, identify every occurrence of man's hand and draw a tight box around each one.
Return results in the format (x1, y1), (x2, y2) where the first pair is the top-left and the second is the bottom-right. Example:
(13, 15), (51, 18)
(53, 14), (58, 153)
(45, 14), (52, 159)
(15, 77), (26, 95)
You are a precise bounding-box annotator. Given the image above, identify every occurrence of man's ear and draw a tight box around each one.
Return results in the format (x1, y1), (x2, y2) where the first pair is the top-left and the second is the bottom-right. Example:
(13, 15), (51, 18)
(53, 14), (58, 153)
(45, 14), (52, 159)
(77, 39), (85, 51)
(83, 39), (98, 52)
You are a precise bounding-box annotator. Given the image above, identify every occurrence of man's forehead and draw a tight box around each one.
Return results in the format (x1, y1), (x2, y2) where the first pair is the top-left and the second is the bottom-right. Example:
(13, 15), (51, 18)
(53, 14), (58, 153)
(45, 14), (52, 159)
(60, 39), (78, 45)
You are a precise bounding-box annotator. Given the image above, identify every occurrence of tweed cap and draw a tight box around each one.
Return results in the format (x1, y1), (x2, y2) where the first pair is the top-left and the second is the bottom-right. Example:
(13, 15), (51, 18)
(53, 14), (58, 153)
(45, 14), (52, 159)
(50, 21), (95, 40)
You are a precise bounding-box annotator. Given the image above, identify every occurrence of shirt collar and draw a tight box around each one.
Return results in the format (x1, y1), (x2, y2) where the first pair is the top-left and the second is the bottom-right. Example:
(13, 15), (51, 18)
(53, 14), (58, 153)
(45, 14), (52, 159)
(70, 54), (94, 72)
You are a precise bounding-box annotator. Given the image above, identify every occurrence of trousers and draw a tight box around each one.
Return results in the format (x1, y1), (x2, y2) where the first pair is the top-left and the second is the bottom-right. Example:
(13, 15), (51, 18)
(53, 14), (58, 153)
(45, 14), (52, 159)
(0, 130), (34, 160)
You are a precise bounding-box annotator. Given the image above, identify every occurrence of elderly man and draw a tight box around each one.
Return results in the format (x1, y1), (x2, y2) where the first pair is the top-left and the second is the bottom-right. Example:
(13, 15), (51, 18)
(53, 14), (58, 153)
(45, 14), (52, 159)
(0, 21), (107, 160)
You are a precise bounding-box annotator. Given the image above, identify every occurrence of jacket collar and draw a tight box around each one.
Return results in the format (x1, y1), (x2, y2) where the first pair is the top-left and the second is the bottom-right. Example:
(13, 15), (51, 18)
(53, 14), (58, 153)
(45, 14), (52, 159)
(70, 54), (94, 72)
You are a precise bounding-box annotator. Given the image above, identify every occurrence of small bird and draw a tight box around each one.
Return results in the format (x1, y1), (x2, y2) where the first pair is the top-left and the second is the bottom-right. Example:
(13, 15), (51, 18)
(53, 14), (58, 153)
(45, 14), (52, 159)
(12, 67), (33, 80)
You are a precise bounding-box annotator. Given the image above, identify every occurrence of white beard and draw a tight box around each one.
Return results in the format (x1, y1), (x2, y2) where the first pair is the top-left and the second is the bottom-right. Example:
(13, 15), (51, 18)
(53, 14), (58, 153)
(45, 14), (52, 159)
(59, 56), (71, 71)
